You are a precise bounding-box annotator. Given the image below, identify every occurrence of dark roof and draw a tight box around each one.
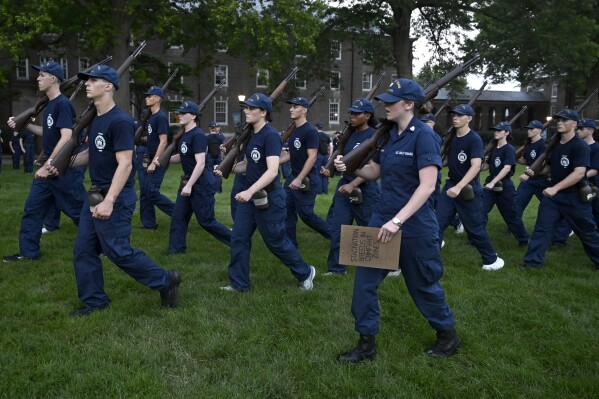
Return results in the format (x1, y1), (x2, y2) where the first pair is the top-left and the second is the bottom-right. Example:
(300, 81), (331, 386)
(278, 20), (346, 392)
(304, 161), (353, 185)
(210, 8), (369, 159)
(434, 88), (548, 103)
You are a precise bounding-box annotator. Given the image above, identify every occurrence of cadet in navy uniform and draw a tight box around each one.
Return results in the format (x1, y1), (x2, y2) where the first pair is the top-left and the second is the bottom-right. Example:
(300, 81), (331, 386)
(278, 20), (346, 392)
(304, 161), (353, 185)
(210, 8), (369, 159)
(20, 128), (35, 173)
(515, 120), (548, 219)
(482, 122), (529, 246)
(325, 98), (380, 275)
(335, 79), (459, 363)
(280, 97), (331, 248)
(577, 119), (599, 225)
(214, 93), (316, 292)
(207, 121), (225, 193)
(168, 102), (231, 253)
(522, 109), (599, 269)
(4, 61), (85, 262)
(435, 104), (505, 271)
(9, 131), (22, 169)
(316, 121), (332, 194)
(51, 65), (180, 316)
(139, 86), (174, 229)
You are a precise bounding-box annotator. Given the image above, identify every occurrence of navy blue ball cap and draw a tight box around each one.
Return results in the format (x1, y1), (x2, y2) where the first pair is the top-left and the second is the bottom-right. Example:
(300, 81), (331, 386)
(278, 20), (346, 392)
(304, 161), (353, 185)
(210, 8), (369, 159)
(286, 97), (310, 108)
(208, 121), (219, 128)
(374, 78), (425, 103)
(32, 61), (65, 82)
(553, 108), (579, 122)
(578, 118), (596, 129)
(315, 121), (324, 129)
(419, 113), (436, 123)
(449, 104), (475, 116)
(491, 121), (512, 132)
(77, 65), (120, 90)
(174, 100), (200, 115)
(240, 93), (273, 112)
(347, 98), (375, 114)
(525, 120), (544, 130)
(144, 86), (163, 97)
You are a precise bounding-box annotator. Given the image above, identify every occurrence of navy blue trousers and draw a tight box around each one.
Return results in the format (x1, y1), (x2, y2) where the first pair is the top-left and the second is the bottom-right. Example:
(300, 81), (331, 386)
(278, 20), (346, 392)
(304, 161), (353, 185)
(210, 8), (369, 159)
(140, 165), (174, 228)
(482, 178), (529, 243)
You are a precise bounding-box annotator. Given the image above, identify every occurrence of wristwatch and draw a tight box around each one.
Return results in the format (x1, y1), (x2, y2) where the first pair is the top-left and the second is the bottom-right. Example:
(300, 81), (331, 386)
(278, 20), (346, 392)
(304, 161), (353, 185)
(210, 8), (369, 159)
(391, 217), (402, 229)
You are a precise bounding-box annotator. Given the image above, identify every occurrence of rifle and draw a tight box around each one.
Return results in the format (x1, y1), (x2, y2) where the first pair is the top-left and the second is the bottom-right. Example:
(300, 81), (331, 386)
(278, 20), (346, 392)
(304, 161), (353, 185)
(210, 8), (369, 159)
(481, 105), (528, 170)
(48, 42), (146, 176)
(156, 78), (228, 168)
(321, 72), (387, 177)
(217, 67), (299, 179)
(440, 80), (487, 166)
(434, 99), (451, 118)
(12, 56), (113, 133)
(280, 85), (326, 144)
(133, 67), (180, 145)
(529, 87), (599, 175)
(69, 80), (85, 101)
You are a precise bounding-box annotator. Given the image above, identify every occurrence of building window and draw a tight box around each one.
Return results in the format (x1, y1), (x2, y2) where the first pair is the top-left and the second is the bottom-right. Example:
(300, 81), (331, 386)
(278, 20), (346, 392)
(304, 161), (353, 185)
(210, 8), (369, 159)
(16, 58), (29, 80)
(168, 101), (182, 124)
(362, 73), (372, 91)
(59, 57), (68, 78)
(329, 101), (340, 124)
(330, 71), (340, 90)
(79, 57), (89, 71)
(215, 65), (228, 86)
(391, 73), (398, 82)
(214, 100), (228, 125)
(550, 105), (556, 116)
(295, 70), (307, 89)
(551, 83), (558, 98)
(256, 69), (269, 87)
(330, 41), (342, 60)
(362, 49), (374, 64)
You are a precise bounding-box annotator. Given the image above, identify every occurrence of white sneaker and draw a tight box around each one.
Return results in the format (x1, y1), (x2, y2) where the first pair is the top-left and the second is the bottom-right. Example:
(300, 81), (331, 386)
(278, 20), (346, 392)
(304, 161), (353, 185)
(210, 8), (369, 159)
(568, 230), (574, 237)
(441, 240), (445, 248)
(41, 228), (49, 234)
(455, 223), (464, 235)
(299, 265), (316, 291)
(482, 256), (505, 271)
(387, 269), (402, 277)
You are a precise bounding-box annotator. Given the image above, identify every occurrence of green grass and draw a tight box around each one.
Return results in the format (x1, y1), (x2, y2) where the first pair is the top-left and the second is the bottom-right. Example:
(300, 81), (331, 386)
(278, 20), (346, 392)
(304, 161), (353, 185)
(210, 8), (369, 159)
(1, 165), (598, 398)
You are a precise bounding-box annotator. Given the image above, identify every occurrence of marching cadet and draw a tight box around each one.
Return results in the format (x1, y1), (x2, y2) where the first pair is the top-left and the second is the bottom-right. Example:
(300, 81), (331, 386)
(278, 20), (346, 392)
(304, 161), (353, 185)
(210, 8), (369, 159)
(215, 93), (316, 292)
(515, 120), (548, 218)
(316, 121), (332, 194)
(279, 97), (331, 248)
(482, 122), (529, 246)
(577, 118), (599, 225)
(168, 101), (231, 253)
(325, 98), (380, 275)
(50, 65), (180, 316)
(206, 121), (225, 193)
(522, 109), (599, 270)
(19, 128), (35, 173)
(9, 130), (22, 169)
(334, 78), (459, 363)
(139, 86), (174, 230)
(4, 61), (85, 263)
(435, 104), (505, 271)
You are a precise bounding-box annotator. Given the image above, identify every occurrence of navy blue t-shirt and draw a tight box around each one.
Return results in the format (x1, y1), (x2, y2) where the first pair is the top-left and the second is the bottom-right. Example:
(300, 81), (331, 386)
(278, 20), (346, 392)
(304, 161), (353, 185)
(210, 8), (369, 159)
(524, 138), (546, 166)
(145, 110), (169, 156)
(548, 135), (589, 186)
(372, 117), (442, 237)
(21, 130), (35, 145)
(288, 122), (319, 180)
(588, 142), (599, 186)
(42, 94), (76, 156)
(342, 126), (375, 183)
(244, 123), (282, 186)
(488, 143), (516, 179)
(447, 131), (483, 182)
(178, 127), (216, 188)
(89, 106), (135, 189)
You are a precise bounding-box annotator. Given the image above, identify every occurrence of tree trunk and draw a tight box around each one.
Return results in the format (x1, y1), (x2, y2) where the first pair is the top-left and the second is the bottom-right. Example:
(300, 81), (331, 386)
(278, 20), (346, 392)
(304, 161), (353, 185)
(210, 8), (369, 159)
(388, 2), (415, 78)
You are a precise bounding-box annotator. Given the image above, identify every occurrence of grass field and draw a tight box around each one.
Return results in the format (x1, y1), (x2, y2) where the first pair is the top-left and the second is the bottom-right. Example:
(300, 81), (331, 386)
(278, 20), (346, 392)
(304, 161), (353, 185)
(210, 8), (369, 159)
(1, 165), (598, 398)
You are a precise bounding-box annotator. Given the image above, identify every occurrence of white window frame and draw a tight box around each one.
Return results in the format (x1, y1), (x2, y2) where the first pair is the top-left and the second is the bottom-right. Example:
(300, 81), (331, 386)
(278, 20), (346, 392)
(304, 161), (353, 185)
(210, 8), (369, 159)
(78, 57), (90, 71)
(551, 83), (558, 98)
(330, 71), (341, 90)
(329, 101), (340, 124)
(362, 73), (372, 91)
(59, 57), (68, 78)
(214, 99), (228, 125)
(331, 41), (342, 60)
(16, 58), (29, 80)
(295, 71), (306, 89)
(214, 65), (228, 86)
(256, 69), (269, 88)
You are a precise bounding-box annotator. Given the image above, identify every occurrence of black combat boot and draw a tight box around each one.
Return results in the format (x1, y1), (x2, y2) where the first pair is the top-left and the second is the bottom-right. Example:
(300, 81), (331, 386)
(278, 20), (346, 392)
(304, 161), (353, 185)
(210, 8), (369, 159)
(425, 328), (461, 358)
(337, 334), (377, 363)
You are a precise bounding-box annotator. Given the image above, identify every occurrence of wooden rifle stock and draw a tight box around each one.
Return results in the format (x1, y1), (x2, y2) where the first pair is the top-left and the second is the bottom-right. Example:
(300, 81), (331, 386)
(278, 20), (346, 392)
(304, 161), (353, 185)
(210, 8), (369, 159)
(156, 78), (228, 168)
(48, 43), (146, 176)
(134, 67), (180, 145)
(423, 55), (480, 102)
(217, 67), (299, 178)
(340, 119), (394, 175)
(321, 73), (387, 176)
(12, 56), (112, 132)
(280, 85), (326, 143)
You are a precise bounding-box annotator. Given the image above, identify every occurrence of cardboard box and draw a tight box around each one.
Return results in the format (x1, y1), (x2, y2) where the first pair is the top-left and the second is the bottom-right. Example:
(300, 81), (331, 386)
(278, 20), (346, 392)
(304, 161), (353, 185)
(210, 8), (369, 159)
(339, 225), (401, 270)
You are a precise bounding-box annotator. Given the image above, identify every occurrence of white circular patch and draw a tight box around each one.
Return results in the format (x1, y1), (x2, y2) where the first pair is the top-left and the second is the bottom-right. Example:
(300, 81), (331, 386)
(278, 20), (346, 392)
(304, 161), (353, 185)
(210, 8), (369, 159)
(293, 138), (301, 149)
(181, 143), (188, 154)
(47, 114), (54, 128)
(560, 155), (569, 167)
(457, 150), (467, 163)
(251, 149), (261, 162)
(148, 125), (153, 135)
(494, 157), (501, 168)
(95, 135), (106, 150)
(530, 150), (537, 159)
